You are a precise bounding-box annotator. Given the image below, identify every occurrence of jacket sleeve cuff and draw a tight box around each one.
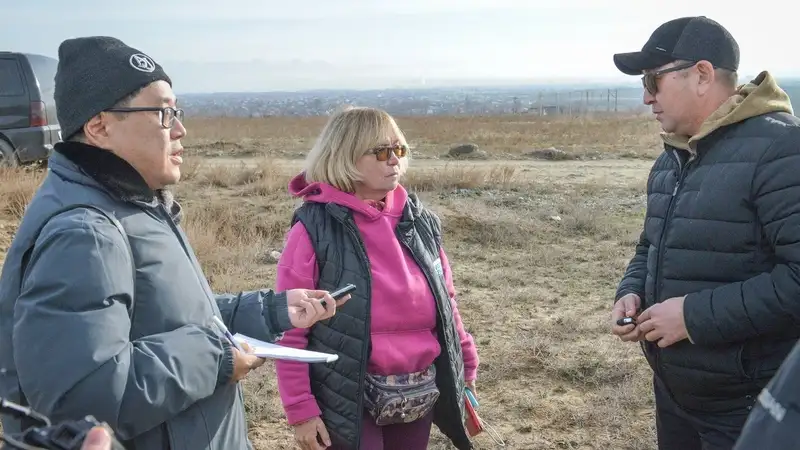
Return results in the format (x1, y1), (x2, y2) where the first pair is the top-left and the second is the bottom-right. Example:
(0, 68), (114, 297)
(615, 290), (642, 303)
(284, 398), (322, 425)
(683, 292), (718, 346)
(267, 291), (293, 333)
(686, 322), (696, 344)
(217, 339), (235, 385)
(464, 366), (478, 382)
(462, 336), (479, 382)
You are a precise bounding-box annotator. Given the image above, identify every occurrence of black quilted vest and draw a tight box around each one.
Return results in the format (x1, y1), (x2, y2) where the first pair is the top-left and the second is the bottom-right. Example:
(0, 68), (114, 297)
(290, 192), (472, 450)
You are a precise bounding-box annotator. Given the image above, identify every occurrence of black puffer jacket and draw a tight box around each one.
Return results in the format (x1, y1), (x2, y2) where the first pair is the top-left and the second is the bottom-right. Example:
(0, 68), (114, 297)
(616, 71), (800, 413)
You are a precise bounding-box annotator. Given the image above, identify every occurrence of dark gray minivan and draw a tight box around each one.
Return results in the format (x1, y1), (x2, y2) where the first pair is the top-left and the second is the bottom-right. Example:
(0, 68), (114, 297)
(0, 52), (60, 166)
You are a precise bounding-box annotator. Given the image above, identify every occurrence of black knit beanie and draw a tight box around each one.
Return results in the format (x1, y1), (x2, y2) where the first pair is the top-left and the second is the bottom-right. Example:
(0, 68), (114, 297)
(54, 36), (172, 140)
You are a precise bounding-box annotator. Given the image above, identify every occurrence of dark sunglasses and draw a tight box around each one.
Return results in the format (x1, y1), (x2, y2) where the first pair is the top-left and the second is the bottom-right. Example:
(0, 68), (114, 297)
(104, 106), (185, 129)
(368, 143), (408, 161)
(642, 61), (697, 95)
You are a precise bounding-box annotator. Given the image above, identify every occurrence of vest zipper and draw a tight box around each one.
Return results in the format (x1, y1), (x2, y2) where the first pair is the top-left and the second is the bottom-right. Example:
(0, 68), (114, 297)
(343, 220), (371, 450)
(396, 226), (470, 446)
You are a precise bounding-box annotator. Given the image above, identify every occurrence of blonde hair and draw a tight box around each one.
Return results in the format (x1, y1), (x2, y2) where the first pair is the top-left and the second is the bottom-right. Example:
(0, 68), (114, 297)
(303, 106), (410, 193)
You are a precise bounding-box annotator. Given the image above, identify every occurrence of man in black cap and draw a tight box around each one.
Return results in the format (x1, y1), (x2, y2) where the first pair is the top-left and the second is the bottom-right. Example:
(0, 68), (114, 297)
(0, 37), (349, 449)
(609, 16), (800, 450)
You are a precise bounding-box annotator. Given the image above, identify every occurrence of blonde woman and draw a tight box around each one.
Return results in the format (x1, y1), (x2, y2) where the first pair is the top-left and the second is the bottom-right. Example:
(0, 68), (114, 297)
(274, 106), (479, 450)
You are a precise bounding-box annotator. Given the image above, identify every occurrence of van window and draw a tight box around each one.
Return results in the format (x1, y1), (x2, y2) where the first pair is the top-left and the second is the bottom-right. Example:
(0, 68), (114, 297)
(0, 58), (25, 96)
(25, 54), (57, 93)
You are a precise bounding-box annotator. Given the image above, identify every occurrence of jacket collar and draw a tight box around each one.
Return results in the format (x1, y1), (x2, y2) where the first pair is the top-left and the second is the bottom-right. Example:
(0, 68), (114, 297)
(53, 141), (183, 223)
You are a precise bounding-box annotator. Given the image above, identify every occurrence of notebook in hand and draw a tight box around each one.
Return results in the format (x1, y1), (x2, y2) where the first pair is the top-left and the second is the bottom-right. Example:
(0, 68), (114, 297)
(233, 333), (338, 363)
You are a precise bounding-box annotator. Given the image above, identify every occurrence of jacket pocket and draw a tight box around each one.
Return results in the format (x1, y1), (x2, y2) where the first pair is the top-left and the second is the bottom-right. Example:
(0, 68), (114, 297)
(740, 338), (797, 383)
(658, 342), (746, 393)
(164, 417), (185, 450)
(735, 344), (750, 380)
(161, 403), (213, 450)
(127, 422), (173, 450)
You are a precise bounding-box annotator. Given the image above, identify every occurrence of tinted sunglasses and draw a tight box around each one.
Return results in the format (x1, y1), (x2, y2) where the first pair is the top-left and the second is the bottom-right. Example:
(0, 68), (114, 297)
(642, 61), (697, 95)
(368, 143), (409, 161)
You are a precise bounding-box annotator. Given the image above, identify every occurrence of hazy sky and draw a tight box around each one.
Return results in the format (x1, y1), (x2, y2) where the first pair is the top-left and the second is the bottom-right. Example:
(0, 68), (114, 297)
(5, 0), (797, 92)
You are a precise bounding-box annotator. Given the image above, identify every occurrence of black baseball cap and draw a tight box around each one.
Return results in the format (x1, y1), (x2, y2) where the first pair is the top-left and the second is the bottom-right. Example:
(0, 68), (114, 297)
(613, 16), (739, 76)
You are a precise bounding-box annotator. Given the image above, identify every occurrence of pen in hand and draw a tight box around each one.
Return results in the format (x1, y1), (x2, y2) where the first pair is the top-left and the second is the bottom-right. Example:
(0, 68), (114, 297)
(211, 316), (245, 352)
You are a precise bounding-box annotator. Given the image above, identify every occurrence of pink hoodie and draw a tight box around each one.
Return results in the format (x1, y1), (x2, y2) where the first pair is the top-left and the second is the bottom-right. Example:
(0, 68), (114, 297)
(274, 173), (479, 425)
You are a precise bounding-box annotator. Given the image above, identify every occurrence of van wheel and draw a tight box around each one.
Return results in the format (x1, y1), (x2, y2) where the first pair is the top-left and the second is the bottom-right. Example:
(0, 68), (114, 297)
(0, 140), (19, 167)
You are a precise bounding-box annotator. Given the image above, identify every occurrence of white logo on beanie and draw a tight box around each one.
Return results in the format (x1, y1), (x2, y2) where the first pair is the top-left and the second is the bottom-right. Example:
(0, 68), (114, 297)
(129, 53), (156, 73)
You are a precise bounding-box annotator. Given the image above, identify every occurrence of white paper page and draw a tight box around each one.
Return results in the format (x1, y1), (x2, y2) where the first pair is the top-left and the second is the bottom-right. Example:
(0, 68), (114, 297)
(232, 333), (339, 363)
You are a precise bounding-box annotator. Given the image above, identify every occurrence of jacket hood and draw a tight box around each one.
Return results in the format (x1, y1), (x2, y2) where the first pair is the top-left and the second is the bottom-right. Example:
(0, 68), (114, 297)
(288, 172), (408, 221)
(661, 71), (794, 151)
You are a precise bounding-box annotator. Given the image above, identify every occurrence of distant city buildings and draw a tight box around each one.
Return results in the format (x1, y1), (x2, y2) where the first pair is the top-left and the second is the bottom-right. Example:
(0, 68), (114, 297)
(177, 86), (651, 118)
(178, 82), (800, 118)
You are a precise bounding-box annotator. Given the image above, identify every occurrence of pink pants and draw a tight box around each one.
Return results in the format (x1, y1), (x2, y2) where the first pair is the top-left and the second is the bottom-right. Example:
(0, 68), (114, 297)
(332, 409), (434, 450)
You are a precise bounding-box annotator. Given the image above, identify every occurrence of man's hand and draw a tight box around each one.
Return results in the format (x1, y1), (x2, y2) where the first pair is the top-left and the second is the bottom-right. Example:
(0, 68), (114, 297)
(637, 296), (688, 348)
(286, 289), (350, 329)
(81, 426), (112, 450)
(231, 341), (266, 383)
(611, 293), (643, 342)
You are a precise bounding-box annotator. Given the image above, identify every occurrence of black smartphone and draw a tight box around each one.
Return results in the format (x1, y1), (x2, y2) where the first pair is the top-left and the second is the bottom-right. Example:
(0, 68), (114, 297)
(330, 284), (356, 300)
(616, 317), (636, 326)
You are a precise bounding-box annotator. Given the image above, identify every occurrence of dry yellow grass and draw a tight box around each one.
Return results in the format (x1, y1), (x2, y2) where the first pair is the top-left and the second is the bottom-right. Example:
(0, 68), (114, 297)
(182, 113), (664, 160)
(0, 114), (661, 449)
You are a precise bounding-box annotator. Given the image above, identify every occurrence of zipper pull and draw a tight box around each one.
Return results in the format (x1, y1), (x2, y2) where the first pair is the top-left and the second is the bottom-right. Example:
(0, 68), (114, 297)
(672, 183), (679, 196)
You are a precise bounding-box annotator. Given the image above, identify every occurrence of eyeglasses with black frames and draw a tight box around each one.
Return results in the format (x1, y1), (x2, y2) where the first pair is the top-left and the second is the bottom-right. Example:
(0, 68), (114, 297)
(104, 106), (184, 129)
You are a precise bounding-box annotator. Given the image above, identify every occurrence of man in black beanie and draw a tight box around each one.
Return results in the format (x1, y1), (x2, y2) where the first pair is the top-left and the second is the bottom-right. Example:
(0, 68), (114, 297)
(0, 36), (349, 450)
(609, 16), (800, 450)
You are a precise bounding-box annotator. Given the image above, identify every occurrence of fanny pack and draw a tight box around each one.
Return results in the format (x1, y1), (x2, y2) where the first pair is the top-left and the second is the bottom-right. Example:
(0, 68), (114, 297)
(363, 365), (440, 426)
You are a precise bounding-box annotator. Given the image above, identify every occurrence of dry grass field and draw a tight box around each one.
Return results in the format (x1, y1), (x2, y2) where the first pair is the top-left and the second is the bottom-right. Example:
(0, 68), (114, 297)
(0, 113), (666, 449)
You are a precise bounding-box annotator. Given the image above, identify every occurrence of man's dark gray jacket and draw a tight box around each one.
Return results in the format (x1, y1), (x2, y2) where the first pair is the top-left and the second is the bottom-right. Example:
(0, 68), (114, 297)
(616, 72), (800, 413)
(0, 142), (293, 450)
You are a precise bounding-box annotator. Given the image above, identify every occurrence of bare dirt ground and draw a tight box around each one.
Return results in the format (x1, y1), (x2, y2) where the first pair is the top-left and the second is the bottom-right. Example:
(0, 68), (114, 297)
(0, 114), (661, 449)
